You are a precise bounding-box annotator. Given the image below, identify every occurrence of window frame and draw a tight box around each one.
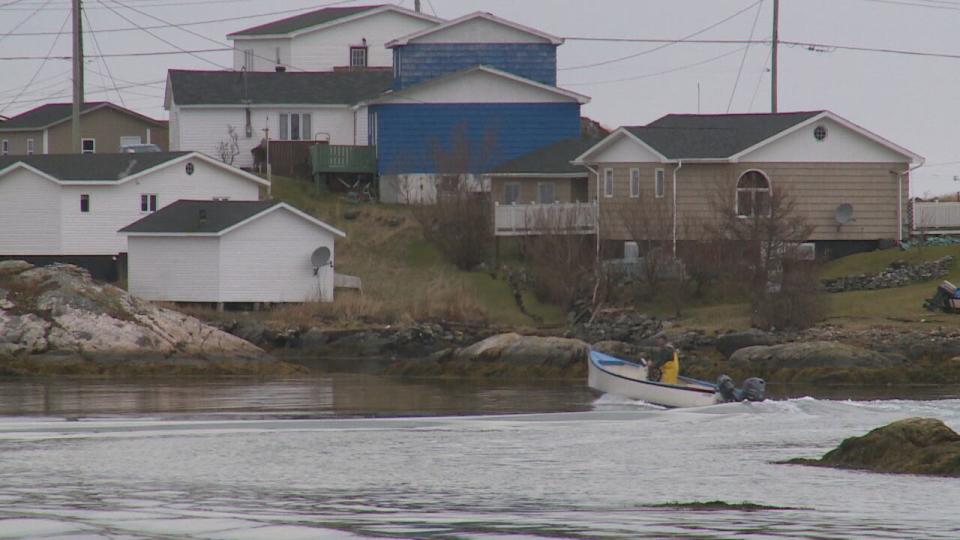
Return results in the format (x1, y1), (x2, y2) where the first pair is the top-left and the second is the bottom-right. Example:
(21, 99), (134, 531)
(350, 45), (369, 68)
(279, 112), (312, 141)
(140, 194), (158, 213)
(504, 182), (521, 204)
(654, 168), (665, 199)
(603, 168), (614, 198)
(735, 169), (772, 218)
(629, 168), (640, 198)
(81, 138), (95, 154)
(80, 194), (90, 213)
(1, 140), (7, 155)
(537, 181), (557, 204)
(243, 49), (254, 70)
(26, 138), (34, 155)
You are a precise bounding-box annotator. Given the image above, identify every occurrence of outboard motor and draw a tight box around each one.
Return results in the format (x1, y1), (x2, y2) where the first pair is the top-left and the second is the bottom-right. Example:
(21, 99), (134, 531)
(740, 377), (766, 402)
(716, 374), (738, 402)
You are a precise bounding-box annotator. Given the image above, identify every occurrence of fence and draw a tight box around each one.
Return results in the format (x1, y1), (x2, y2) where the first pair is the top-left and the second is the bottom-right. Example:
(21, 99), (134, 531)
(493, 201), (597, 236)
(913, 201), (960, 234)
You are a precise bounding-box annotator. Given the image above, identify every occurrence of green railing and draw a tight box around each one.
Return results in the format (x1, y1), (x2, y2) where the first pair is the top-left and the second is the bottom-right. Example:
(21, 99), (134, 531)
(310, 144), (377, 175)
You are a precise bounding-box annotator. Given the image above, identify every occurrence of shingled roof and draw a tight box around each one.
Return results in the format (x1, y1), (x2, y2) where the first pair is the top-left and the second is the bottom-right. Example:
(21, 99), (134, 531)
(625, 111), (823, 159)
(120, 200), (278, 234)
(492, 138), (599, 175)
(0, 102), (166, 131)
(167, 70), (394, 106)
(226, 5), (440, 37)
(0, 152), (192, 181)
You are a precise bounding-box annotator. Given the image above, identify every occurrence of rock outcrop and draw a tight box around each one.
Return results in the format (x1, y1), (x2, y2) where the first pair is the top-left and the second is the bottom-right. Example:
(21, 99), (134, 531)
(729, 341), (904, 370)
(788, 417), (960, 476)
(715, 329), (778, 359)
(453, 333), (589, 368)
(0, 261), (280, 374)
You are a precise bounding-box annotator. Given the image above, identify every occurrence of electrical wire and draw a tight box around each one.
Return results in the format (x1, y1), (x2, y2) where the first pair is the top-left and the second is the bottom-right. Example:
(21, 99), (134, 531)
(0, 47), (230, 60)
(83, 7), (126, 106)
(726, 0), (764, 112)
(747, 46), (772, 111)
(562, 46), (748, 87)
(0, 9), (70, 115)
(0, 0), (54, 45)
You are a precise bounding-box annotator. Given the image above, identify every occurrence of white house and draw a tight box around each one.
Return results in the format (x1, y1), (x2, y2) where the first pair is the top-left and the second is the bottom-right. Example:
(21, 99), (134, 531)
(121, 200), (346, 303)
(0, 152), (268, 260)
(226, 5), (442, 72)
(165, 69), (391, 169)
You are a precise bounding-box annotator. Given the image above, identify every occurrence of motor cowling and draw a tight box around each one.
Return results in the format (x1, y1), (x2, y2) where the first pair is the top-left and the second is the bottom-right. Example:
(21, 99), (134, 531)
(716, 374), (738, 402)
(740, 377), (766, 402)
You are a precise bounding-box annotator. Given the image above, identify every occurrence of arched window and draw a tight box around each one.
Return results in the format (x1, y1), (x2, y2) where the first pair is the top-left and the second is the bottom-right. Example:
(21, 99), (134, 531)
(736, 170), (771, 217)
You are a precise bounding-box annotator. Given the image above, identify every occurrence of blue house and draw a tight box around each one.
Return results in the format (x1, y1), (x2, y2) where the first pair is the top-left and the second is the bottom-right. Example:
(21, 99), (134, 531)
(360, 12), (590, 203)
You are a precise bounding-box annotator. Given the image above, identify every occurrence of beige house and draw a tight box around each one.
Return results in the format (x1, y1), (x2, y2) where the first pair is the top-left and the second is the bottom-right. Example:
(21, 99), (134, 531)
(0, 102), (168, 156)
(574, 111), (923, 258)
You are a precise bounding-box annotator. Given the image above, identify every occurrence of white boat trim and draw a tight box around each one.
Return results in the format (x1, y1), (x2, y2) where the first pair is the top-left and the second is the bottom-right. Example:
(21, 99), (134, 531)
(588, 349), (720, 408)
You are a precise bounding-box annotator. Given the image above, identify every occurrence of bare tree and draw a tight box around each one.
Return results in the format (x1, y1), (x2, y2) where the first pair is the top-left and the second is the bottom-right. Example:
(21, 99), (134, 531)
(523, 205), (597, 308)
(616, 199), (674, 300)
(216, 125), (240, 166)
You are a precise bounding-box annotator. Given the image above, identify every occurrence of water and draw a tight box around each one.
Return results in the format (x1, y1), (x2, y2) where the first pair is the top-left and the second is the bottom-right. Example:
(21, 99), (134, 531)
(1, 376), (959, 539)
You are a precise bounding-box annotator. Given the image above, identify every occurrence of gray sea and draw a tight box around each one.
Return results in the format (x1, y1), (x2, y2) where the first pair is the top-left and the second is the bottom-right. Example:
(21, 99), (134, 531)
(0, 375), (958, 539)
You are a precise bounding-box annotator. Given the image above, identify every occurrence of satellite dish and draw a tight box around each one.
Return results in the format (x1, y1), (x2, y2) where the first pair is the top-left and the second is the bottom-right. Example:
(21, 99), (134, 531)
(311, 246), (331, 268)
(834, 203), (855, 225)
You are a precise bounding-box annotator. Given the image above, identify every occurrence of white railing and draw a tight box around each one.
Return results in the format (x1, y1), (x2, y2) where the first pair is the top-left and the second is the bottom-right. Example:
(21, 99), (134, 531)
(494, 201), (597, 236)
(913, 201), (960, 233)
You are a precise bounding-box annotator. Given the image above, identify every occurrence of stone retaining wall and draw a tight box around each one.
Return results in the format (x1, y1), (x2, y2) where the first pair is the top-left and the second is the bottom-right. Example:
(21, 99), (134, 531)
(821, 256), (954, 293)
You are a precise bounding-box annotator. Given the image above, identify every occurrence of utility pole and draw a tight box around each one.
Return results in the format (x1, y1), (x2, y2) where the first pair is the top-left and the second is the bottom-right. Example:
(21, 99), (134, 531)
(71, 0), (83, 153)
(771, 0), (779, 113)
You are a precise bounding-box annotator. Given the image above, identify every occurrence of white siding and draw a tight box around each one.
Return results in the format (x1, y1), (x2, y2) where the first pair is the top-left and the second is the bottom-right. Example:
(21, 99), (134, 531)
(289, 10), (435, 70)
(378, 69), (576, 104)
(58, 158), (262, 255)
(0, 169), (61, 254)
(172, 106), (356, 169)
(354, 107), (368, 146)
(231, 37), (291, 71)
(739, 118), (909, 163)
(218, 208), (336, 302)
(412, 18), (550, 44)
(588, 132), (664, 163)
(168, 103), (180, 150)
(127, 236), (220, 301)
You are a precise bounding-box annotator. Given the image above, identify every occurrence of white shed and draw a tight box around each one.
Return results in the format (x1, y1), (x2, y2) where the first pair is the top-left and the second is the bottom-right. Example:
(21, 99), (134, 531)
(121, 200), (345, 303)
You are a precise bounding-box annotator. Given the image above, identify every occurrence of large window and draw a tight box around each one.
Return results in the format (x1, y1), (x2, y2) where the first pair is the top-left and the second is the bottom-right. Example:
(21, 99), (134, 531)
(279, 113), (312, 141)
(629, 168), (640, 198)
(603, 168), (614, 198)
(140, 194), (158, 213)
(736, 170), (771, 218)
(537, 181), (556, 204)
(504, 182), (521, 204)
(655, 168), (665, 199)
(350, 46), (368, 68)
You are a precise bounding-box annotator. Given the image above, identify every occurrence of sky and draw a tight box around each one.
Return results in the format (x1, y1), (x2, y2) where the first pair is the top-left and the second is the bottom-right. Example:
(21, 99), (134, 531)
(1, 0), (959, 196)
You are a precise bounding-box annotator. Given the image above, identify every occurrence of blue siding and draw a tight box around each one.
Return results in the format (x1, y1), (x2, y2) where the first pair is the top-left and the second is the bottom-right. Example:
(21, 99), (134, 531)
(372, 102), (580, 174)
(394, 43), (557, 89)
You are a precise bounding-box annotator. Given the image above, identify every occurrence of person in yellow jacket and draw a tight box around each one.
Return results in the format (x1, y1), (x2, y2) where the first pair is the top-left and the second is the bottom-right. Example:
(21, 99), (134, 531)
(648, 335), (680, 384)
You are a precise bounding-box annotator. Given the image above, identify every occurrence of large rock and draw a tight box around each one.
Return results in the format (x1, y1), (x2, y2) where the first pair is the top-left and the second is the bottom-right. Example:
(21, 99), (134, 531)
(715, 329), (778, 359)
(729, 341), (903, 369)
(789, 417), (960, 476)
(454, 333), (589, 368)
(0, 262), (271, 367)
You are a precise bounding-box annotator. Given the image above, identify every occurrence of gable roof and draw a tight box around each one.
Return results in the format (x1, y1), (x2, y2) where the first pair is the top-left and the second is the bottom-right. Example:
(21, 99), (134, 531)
(167, 69), (393, 107)
(387, 11), (563, 47)
(0, 101), (167, 131)
(0, 151), (270, 186)
(120, 199), (346, 238)
(360, 65), (589, 106)
(492, 137), (599, 176)
(227, 5), (441, 38)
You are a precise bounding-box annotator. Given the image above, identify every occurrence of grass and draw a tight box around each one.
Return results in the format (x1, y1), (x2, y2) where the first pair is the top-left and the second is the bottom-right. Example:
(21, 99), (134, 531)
(821, 245), (959, 279)
(261, 175), (565, 329)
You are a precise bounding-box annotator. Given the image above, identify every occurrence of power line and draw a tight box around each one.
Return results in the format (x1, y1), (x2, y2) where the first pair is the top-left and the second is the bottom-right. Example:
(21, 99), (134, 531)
(0, 9), (70, 115)
(3, 78), (165, 107)
(0, 0), (55, 44)
(562, 46), (749, 87)
(560, 0), (763, 71)
(83, 7), (125, 106)
(0, 47), (230, 60)
(855, 0), (960, 10)
(747, 46), (772, 111)
(727, 0), (764, 112)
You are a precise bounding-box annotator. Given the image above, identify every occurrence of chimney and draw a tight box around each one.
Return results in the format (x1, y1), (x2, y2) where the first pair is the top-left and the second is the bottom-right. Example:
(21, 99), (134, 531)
(275, 65), (286, 73)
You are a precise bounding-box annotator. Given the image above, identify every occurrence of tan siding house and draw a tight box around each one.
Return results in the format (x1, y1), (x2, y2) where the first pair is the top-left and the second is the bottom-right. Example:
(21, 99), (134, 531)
(576, 111), (921, 256)
(0, 102), (167, 155)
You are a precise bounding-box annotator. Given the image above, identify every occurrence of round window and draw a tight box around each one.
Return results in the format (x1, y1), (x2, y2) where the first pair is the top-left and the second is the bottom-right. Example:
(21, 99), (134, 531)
(185, 162), (195, 175)
(813, 125), (828, 141)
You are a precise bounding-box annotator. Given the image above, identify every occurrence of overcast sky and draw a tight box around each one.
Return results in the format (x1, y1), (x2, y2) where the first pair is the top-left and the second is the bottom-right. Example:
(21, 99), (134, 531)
(1, 0), (959, 195)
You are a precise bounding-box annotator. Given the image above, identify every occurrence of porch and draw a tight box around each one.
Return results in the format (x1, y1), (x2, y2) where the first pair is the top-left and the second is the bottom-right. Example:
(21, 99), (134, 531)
(310, 144), (377, 175)
(494, 201), (597, 236)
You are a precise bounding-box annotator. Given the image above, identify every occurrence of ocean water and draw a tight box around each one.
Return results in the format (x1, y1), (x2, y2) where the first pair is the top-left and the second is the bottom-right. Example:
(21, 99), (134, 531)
(0, 376), (958, 539)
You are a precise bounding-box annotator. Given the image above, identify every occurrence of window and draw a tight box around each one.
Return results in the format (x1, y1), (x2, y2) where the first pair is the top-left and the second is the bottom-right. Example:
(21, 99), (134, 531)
(1, 140), (7, 155)
(736, 170), (771, 218)
(814, 125), (828, 141)
(80, 194), (90, 213)
(504, 182), (521, 204)
(279, 112), (311, 141)
(26, 139), (34, 155)
(537, 182), (556, 204)
(243, 49), (254, 70)
(629, 168), (640, 198)
(368, 111), (378, 147)
(603, 168), (614, 198)
(655, 168), (665, 199)
(140, 194), (158, 213)
(81, 138), (95, 154)
(350, 46), (368, 68)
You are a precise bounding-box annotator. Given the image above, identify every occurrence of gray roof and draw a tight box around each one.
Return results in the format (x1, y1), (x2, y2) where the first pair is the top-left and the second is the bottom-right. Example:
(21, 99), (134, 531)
(492, 138), (600, 175)
(0, 102), (166, 131)
(168, 69), (393, 106)
(625, 111), (823, 159)
(228, 5), (383, 36)
(120, 200), (278, 234)
(0, 152), (192, 181)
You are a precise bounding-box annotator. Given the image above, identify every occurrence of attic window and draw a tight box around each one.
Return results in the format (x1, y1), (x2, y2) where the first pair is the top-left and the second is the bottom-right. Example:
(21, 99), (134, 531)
(185, 162), (195, 175)
(350, 45), (368, 68)
(814, 125), (828, 141)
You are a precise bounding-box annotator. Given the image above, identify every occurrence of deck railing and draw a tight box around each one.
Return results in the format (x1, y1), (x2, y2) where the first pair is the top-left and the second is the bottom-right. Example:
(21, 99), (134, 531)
(913, 201), (960, 234)
(493, 201), (597, 236)
(310, 144), (377, 175)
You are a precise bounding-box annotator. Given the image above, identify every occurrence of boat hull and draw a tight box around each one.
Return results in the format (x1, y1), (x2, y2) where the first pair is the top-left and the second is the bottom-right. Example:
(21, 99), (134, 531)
(588, 350), (719, 408)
